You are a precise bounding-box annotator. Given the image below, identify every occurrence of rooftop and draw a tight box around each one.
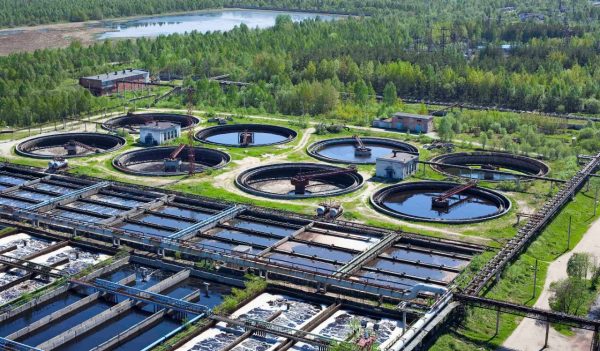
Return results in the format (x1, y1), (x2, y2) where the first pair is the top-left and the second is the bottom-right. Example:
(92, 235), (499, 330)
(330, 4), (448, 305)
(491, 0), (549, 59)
(82, 69), (149, 82)
(392, 112), (434, 120)
(377, 151), (418, 163)
(140, 121), (180, 130)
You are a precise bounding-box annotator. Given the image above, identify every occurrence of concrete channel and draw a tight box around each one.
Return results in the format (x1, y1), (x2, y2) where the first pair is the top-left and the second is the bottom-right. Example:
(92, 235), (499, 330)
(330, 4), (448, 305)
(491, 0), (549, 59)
(0, 162), (491, 350)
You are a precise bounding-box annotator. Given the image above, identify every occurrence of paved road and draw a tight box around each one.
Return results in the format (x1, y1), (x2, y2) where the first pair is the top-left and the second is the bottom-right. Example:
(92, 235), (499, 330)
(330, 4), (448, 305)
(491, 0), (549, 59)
(501, 217), (600, 351)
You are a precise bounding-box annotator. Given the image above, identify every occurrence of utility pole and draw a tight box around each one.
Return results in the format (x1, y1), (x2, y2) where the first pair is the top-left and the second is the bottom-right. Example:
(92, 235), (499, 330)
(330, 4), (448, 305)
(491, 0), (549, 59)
(567, 215), (572, 250)
(533, 258), (538, 298)
(595, 187), (599, 217)
(440, 27), (449, 51)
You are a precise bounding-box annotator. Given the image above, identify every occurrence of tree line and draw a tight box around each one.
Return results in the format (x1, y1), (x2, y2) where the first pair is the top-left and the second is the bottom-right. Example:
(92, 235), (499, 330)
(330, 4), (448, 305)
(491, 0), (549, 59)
(2, 3), (600, 128)
(2, 0), (600, 28)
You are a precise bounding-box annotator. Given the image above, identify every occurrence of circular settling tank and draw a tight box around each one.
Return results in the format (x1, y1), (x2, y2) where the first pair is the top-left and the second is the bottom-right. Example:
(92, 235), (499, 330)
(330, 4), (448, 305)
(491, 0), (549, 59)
(236, 163), (364, 199)
(195, 124), (297, 147)
(103, 112), (200, 134)
(430, 152), (549, 181)
(113, 146), (230, 176)
(307, 137), (418, 164)
(16, 133), (126, 159)
(371, 181), (510, 224)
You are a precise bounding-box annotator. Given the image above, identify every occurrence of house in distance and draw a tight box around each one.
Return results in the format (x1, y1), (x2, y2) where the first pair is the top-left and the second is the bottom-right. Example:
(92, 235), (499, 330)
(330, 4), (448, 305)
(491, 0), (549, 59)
(372, 112), (434, 133)
(79, 69), (150, 96)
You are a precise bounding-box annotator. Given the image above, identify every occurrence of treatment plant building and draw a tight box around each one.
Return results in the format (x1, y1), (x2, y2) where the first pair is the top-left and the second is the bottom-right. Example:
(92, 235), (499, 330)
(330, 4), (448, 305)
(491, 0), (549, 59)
(79, 69), (150, 96)
(376, 151), (419, 180)
(140, 121), (181, 146)
(373, 112), (434, 133)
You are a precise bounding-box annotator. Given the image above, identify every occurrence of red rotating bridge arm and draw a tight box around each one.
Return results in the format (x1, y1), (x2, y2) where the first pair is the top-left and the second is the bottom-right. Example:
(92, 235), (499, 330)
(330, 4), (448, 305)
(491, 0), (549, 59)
(434, 180), (478, 202)
(290, 166), (357, 194)
(169, 144), (186, 160)
(292, 166), (358, 183)
(64, 140), (98, 152)
(354, 135), (366, 149)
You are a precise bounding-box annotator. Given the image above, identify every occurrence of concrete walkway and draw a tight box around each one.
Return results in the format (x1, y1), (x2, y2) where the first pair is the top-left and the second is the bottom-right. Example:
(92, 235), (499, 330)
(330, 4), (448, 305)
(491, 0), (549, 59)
(501, 217), (600, 351)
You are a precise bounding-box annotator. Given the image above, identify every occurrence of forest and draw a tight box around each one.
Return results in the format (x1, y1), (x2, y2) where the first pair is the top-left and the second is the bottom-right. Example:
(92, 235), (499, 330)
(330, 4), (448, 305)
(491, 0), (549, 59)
(4, 0), (599, 29)
(1, 1), (600, 137)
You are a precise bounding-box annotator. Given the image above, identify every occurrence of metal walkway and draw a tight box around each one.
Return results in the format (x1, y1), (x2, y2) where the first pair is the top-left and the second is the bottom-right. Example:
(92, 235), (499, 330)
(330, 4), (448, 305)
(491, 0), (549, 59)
(335, 231), (401, 276)
(0, 337), (43, 351)
(0, 254), (65, 279)
(465, 151), (600, 295)
(26, 181), (110, 211)
(455, 294), (600, 331)
(0, 204), (413, 300)
(70, 278), (211, 315)
(211, 315), (341, 349)
(167, 205), (246, 240)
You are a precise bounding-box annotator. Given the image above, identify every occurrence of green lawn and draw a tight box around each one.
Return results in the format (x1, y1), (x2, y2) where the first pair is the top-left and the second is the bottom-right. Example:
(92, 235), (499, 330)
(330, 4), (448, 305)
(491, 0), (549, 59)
(430, 177), (600, 350)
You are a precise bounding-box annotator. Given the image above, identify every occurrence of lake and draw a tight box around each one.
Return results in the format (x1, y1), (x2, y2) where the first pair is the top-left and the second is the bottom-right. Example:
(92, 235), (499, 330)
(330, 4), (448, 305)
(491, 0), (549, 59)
(98, 9), (343, 39)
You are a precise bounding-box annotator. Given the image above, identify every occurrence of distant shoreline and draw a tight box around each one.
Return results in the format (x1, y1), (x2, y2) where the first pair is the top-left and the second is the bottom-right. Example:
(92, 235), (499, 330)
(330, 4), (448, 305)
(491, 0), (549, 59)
(0, 7), (350, 56)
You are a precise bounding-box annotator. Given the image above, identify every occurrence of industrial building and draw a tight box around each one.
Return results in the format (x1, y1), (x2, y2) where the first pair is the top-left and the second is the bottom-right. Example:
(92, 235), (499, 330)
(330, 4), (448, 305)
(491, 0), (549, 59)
(79, 69), (149, 96)
(375, 151), (419, 180)
(373, 112), (434, 133)
(139, 121), (181, 146)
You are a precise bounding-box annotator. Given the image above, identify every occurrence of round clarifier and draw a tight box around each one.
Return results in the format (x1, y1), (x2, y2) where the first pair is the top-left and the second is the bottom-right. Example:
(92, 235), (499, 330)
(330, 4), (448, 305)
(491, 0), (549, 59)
(370, 181), (511, 224)
(112, 146), (230, 176)
(307, 137), (418, 164)
(236, 163), (364, 199)
(195, 124), (297, 147)
(16, 132), (126, 159)
(103, 112), (200, 134)
(430, 152), (549, 181)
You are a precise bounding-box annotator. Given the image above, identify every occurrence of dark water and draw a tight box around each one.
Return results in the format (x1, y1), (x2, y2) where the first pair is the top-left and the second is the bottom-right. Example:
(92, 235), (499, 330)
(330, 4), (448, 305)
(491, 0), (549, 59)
(354, 270), (421, 290)
(267, 252), (339, 274)
(116, 278), (230, 350)
(317, 144), (400, 163)
(227, 219), (296, 238)
(383, 247), (469, 268)
(139, 214), (195, 230)
(0, 292), (83, 337)
(66, 201), (123, 216)
(295, 231), (374, 252)
(382, 190), (501, 221)
(0, 197), (33, 208)
(91, 194), (143, 208)
(442, 166), (519, 181)
(51, 209), (106, 223)
(117, 222), (176, 237)
(114, 319), (180, 351)
(159, 206), (213, 221)
(194, 238), (262, 255)
(18, 300), (113, 346)
(32, 182), (74, 194)
(11, 190), (55, 202)
(278, 241), (355, 264)
(98, 9), (341, 40)
(366, 259), (457, 282)
(211, 228), (279, 247)
(0, 175), (27, 185)
(206, 132), (288, 146)
(60, 309), (151, 351)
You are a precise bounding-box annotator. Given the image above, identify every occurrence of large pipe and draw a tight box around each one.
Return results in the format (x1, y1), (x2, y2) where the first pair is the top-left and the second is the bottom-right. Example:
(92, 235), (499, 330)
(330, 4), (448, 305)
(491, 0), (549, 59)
(390, 291), (452, 350)
(402, 283), (448, 300)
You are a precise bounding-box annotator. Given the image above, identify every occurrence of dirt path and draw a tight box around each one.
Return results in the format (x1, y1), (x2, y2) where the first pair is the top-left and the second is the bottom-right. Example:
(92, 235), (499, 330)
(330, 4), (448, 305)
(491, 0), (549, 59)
(501, 218), (600, 351)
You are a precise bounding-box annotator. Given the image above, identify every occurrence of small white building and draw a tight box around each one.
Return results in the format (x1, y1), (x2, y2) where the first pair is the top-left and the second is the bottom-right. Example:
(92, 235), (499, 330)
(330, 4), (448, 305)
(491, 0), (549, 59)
(376, 151), (419, 180)
(139, 121), (181, 146)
